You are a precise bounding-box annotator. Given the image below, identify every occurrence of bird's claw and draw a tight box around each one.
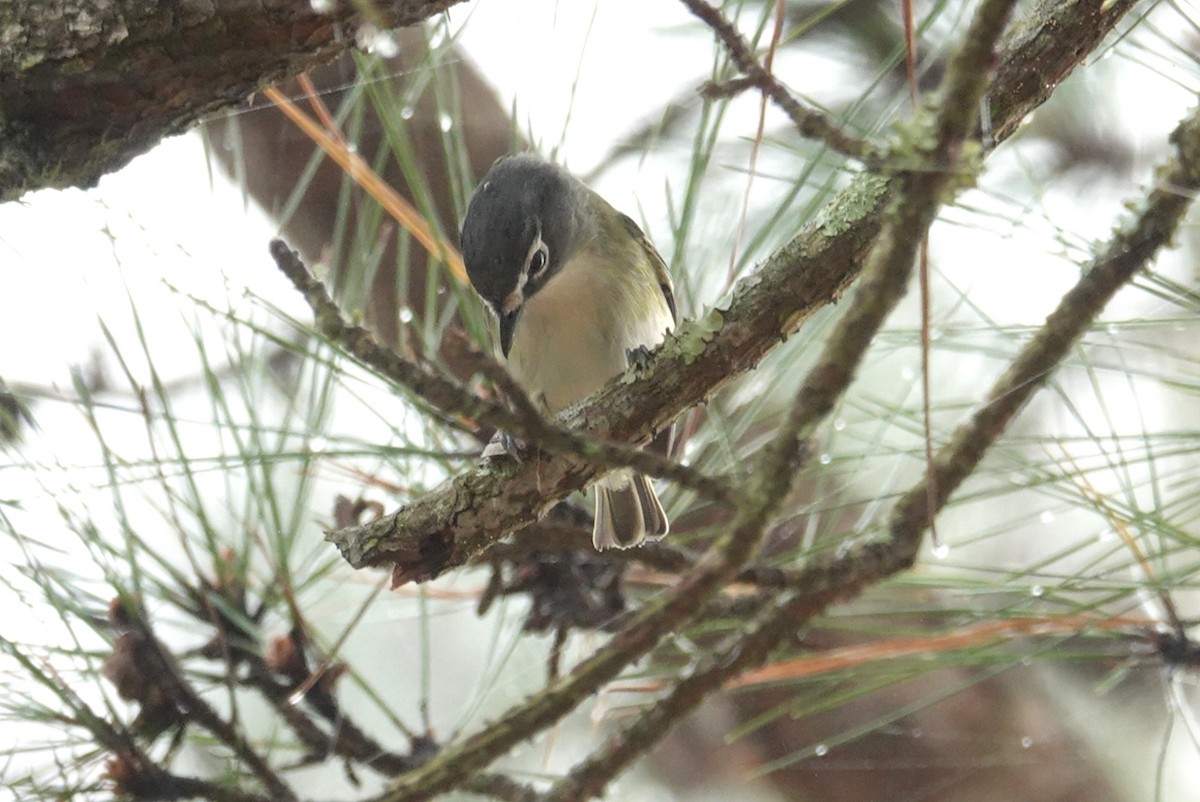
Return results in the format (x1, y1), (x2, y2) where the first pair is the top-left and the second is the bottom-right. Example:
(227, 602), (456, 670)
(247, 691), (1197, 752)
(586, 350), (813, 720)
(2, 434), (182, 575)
(481, 430), (530, 461)
(626, 344), (656, 377)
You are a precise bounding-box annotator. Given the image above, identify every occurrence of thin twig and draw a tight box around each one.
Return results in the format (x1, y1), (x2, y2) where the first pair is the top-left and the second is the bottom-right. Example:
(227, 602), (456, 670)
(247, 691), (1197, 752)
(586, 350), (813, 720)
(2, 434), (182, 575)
(1051, 445), (1186, 633)
(723, 0), (786, 291)
(902, 0), (937, 555)
(463, 773), (543, 802)
(111, 767), (279, 802)
(699, 76), (759, 99)
(242, 656), (425, 776)
(134, 619), (298, 801)
(681, 0), (879, 167)
(3, 636), (274, 802)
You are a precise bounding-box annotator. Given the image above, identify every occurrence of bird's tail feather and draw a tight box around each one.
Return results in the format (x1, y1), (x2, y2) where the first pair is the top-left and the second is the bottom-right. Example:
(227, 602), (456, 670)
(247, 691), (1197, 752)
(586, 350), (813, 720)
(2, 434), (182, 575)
(593, 471), (668, 550)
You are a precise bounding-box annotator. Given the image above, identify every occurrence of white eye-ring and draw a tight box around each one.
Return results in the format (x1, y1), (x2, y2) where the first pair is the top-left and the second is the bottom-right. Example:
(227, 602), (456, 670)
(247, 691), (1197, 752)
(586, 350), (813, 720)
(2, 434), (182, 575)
(526, 235), (549, 280)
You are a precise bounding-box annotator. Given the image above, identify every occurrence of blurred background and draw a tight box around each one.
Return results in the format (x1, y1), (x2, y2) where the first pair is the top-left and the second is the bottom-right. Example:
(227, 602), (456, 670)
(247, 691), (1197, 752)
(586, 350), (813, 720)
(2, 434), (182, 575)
(1, 1), (1199, 799)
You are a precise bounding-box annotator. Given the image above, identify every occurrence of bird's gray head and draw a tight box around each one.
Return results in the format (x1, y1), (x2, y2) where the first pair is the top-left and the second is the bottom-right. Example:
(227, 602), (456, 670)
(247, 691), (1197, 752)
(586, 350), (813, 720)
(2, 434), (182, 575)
(460, 154), (590, 355)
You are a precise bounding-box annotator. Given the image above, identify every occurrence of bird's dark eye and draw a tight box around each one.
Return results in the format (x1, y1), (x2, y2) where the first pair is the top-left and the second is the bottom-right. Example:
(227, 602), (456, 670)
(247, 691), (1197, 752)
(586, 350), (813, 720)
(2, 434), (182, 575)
(528, 246), (549, 278)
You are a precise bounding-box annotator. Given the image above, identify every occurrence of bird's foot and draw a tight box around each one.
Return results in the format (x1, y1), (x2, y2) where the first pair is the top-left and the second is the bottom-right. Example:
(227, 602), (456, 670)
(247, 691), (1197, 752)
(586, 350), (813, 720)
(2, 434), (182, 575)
(625, 344), (656, 378)
(481, 430), (530, 461)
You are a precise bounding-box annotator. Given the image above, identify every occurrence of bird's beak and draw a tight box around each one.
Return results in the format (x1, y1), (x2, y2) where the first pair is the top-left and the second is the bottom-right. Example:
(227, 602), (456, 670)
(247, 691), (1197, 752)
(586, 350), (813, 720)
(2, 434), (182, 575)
(498, 306), (521, 357)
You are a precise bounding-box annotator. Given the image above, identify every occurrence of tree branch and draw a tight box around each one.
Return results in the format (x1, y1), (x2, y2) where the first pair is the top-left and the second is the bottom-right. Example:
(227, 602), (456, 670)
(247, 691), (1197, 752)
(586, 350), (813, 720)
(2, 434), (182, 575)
(0, 0), (465, 202)
(129, 616), (298, 800)
(357, 2), (1039, 796)
(540, 0), (1023, 793)
(368, 425), (808, 800)
(888, 98), (1200, 548)
(270, 242), (735, 511)
(545, 93), (1200, 800)
(328, 0), (1141, 585)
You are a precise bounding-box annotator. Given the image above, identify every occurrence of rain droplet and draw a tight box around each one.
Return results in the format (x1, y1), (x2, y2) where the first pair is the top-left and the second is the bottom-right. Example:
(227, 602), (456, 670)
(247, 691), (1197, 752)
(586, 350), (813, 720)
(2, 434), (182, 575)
(814, 743), (829, 757)
(309, 436), (328, 453)
(1098, 530), (1116, 543)
(932, 543), (950, 560)
(901, 367), (916, 381)
(819, 453), (832, 465)
(1030, 584), (1044, 597)
(438, 112), (454, 132)
(1021, 736), (1033, 748)
(310, 0), (334, 11)
(1106, 323), (1120, 336)
(400, 106), (416, 121)
(399, 307), (414, 323)
(833, 418), (846, 432)
(1039, 510), (1055, 524)
(369, 31), (400, 58)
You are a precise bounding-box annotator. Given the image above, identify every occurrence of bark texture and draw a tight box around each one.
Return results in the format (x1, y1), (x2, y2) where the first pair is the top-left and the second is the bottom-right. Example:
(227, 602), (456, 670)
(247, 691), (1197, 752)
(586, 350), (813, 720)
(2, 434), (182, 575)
(0, 0), (463, 201)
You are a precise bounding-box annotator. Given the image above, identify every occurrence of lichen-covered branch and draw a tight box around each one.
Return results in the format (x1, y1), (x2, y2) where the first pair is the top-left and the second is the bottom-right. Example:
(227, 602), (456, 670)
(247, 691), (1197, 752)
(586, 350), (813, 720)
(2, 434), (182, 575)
(270, 242), (733, 516)
(563, 92), (1200, 802)
(369, 430), (808, 801)
(888, 100), (1200, 546)
(540, 0), (1022, 794)
(329, 0), (1140, 585)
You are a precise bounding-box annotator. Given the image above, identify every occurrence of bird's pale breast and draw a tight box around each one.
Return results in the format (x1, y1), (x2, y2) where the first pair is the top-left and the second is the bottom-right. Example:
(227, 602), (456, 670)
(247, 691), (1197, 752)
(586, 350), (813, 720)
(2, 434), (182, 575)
(506, 250), (673, 414)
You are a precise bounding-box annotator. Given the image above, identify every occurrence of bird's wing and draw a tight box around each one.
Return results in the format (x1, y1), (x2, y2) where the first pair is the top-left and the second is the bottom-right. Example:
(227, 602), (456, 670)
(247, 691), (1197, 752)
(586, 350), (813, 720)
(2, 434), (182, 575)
(618, 212), (677, 324)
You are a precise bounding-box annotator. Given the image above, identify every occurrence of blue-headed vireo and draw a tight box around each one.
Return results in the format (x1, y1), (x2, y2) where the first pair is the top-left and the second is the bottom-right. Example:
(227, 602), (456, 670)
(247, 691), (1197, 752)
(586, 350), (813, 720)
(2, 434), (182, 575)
(460, 154), (676, 550)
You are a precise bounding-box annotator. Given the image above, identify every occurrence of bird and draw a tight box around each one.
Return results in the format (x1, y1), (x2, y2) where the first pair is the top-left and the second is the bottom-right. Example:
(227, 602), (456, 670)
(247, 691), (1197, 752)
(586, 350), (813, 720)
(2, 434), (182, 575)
(460, 154), (676, 549)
